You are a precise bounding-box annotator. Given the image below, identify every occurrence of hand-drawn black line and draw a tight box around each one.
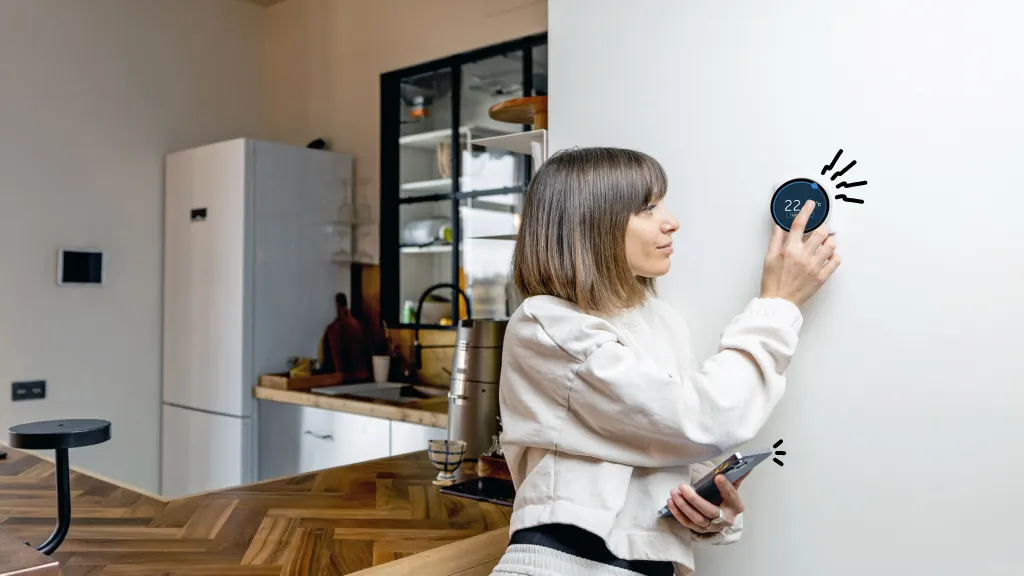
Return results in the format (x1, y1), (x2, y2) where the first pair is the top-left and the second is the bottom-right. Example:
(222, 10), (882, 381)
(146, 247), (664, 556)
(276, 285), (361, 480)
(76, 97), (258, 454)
(836, 180), (867, 189)
(830, 160), (857, 181)
(835, 194), (865, 204)
(821, 149), (843, 175)
(773, 439), (786, 466)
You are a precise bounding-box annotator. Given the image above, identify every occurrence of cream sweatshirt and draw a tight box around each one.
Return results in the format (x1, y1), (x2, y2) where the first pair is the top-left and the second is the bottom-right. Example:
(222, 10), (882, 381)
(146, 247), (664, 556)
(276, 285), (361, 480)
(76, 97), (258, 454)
(497, 294), (803, 576)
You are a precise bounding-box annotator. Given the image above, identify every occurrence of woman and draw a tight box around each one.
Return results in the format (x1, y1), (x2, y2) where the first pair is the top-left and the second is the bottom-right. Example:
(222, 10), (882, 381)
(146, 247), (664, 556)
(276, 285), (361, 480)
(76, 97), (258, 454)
(492, 147), (839, 576)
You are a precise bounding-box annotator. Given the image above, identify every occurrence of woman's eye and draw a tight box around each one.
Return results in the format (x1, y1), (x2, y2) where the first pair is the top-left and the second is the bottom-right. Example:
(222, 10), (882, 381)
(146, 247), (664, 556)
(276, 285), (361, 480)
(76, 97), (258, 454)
(644, 204), (657, 213)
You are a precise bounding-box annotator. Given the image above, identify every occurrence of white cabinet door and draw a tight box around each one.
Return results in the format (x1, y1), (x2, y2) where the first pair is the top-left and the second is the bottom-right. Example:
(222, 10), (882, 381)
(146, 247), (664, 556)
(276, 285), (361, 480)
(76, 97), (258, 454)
(333, 412), (391, 466)
(390, 421), (447, 456)
(259, 402), (440, 477)
(298, 405), (341, 473)
(259, 403), (390, 477)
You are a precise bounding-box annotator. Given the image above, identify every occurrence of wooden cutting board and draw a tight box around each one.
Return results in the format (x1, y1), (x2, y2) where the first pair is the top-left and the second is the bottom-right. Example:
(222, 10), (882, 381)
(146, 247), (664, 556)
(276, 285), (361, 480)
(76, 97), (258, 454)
(258, 372), (343, 391)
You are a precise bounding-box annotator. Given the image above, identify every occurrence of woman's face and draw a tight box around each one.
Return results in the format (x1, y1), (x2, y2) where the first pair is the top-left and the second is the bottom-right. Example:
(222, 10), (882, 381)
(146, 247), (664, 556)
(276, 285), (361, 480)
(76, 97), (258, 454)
(625, 200), (680, 277)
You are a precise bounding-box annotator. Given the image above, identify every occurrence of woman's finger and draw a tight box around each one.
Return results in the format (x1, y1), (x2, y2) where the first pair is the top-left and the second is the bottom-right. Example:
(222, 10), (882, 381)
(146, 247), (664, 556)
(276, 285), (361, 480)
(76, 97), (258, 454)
(804, 223), (830, 256)
(813, 236), (837, 266)
(671, 487), (712, 528)
(666, 498), (705, 532)
(819, 252), (842, 281)
(787, 198), (816, 240)
(716, 475), (745, 514)
(663, 494), (704, 528)
(766, 225), (784, 259)
(679, 483), (722, 521)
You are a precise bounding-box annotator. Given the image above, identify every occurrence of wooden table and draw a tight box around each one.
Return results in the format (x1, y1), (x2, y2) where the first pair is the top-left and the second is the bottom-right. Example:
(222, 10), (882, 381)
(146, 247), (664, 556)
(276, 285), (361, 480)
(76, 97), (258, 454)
(0, 531), (60, 576)
(0, 446), (510, 575)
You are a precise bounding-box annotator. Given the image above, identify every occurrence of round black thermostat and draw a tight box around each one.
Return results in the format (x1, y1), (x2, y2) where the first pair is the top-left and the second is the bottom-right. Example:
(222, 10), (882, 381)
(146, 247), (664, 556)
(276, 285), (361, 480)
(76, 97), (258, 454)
(771, 178), (830, 233)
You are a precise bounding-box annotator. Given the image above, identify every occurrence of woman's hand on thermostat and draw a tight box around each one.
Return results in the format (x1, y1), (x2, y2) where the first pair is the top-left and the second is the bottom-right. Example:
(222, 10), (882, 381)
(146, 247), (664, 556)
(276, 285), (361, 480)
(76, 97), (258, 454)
(760, 198), (840, 306)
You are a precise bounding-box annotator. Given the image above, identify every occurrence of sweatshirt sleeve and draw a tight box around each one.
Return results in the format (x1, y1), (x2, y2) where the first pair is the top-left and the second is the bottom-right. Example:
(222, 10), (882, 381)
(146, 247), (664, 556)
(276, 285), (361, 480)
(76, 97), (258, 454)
(514, 297), (802, 469)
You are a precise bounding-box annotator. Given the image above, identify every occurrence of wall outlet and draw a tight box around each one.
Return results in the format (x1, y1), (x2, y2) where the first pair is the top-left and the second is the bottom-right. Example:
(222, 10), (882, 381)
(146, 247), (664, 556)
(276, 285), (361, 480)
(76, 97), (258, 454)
(12, 380), (45, 401)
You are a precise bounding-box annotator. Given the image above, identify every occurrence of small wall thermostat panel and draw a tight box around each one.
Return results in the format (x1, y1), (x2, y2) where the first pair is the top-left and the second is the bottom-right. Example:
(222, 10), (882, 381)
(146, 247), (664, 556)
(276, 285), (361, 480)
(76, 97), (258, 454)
(771, 178), (830, 233)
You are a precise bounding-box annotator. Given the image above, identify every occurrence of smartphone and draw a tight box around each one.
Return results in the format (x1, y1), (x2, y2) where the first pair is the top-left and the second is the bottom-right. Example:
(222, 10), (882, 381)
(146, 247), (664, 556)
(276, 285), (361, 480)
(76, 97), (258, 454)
(657, 448), (772, 518)
(439, 477), (516, 508)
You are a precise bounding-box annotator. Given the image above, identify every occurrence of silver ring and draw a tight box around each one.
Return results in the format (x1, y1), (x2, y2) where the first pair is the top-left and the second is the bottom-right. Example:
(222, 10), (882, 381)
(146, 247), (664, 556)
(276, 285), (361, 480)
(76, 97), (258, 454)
(708, 508), (726, 527)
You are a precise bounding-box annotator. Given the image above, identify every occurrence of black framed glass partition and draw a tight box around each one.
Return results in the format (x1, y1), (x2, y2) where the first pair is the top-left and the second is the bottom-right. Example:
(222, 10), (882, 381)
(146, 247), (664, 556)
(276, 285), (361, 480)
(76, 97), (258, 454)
(380, 33), (547, 329)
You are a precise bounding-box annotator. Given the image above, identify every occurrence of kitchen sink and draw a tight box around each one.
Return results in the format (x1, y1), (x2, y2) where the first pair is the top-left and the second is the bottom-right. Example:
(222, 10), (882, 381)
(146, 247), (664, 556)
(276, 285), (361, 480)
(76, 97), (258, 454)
(310, 382), (447, 404)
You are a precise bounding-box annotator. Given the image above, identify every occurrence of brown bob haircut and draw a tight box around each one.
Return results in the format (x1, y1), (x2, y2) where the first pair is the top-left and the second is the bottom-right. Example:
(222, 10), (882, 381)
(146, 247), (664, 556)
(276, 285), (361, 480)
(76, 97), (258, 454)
(511, 146), (668, 315)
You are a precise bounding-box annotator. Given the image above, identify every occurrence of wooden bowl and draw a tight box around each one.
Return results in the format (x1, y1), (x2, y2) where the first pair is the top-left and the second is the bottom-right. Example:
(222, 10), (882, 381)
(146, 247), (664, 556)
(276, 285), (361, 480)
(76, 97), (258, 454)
(488, 96), (547, 129)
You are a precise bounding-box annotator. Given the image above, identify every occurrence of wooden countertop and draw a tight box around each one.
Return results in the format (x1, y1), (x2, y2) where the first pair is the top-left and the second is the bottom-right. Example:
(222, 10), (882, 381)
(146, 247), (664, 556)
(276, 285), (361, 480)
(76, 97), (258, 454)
(253, 385), (449, 429)
(0, 446), (509, 575)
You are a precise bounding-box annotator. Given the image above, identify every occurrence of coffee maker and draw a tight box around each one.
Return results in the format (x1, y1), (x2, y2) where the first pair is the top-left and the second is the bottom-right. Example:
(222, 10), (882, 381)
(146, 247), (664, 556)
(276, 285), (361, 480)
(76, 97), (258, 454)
(439, 317), (516, 506)
(445, 318), (507, 461)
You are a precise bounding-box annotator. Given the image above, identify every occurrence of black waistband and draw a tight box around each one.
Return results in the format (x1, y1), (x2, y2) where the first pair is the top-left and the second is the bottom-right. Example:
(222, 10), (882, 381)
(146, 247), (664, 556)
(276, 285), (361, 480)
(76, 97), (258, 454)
(509, 524), (674, 576)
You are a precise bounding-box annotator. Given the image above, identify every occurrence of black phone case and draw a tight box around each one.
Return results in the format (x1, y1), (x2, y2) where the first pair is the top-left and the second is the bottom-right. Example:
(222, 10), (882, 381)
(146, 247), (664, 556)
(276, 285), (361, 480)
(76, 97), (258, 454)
(693, 475), (725, 506)
(691, 456), (742, 506)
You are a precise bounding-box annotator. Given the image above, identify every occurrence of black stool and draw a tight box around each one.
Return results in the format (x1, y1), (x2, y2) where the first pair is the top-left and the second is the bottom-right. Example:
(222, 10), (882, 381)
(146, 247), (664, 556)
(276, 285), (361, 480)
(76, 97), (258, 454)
(8, 419), (111, 555)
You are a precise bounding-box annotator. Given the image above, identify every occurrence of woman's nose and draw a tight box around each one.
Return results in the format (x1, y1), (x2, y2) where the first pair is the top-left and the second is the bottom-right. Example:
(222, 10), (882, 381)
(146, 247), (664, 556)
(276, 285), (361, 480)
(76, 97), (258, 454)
(662, 213), (680, 233)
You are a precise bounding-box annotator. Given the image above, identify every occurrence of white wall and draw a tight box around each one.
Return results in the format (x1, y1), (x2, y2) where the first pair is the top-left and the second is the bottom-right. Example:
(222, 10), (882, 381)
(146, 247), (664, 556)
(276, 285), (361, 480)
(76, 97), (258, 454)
(0, 0), (267, 493)
(550, 1), (1022, 574)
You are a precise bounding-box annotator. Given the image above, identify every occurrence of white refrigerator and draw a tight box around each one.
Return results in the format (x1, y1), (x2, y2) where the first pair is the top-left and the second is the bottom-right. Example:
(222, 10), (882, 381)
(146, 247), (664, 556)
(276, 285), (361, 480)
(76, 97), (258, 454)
(161, 138), (353, 498)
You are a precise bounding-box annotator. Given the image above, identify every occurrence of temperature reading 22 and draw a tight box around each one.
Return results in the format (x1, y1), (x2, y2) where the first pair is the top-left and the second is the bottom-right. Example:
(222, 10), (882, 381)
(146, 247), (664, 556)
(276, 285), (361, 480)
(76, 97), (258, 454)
(784, 200), (822, 212)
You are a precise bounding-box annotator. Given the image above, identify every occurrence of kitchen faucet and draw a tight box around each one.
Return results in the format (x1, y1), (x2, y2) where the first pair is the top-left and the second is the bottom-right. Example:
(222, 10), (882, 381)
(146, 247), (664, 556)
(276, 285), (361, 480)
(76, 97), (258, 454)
(413, 282), (472, 369)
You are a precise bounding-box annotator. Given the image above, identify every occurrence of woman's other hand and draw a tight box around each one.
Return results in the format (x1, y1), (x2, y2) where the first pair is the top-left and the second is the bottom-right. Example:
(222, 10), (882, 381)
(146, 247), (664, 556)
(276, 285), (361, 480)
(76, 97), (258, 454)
(760, 199), (841, 306)
(666, 474), (746, 535)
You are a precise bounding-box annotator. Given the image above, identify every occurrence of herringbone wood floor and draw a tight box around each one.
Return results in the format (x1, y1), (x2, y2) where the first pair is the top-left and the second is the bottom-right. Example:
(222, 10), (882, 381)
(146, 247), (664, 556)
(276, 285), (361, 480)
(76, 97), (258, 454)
(0, 448), (511, 575)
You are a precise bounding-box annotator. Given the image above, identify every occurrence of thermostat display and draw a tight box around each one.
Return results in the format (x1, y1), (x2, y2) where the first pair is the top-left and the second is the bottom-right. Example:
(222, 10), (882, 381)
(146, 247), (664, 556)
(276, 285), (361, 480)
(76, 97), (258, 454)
(771, 178), (830, 233)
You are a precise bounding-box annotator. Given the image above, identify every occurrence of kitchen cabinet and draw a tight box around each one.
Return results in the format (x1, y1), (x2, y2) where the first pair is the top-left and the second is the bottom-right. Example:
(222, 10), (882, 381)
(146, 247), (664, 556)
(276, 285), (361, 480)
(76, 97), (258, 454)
(390, 420), (447, 456)
(257, 400), (445, 480)
(296, 402), (339, 473)
(259, 400), (332, 479)
(332, 411), (392, 466)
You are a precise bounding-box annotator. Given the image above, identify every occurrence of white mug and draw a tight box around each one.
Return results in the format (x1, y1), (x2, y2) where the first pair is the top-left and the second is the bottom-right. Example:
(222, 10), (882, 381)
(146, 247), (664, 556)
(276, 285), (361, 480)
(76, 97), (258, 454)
(372, 355), (390, 383)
